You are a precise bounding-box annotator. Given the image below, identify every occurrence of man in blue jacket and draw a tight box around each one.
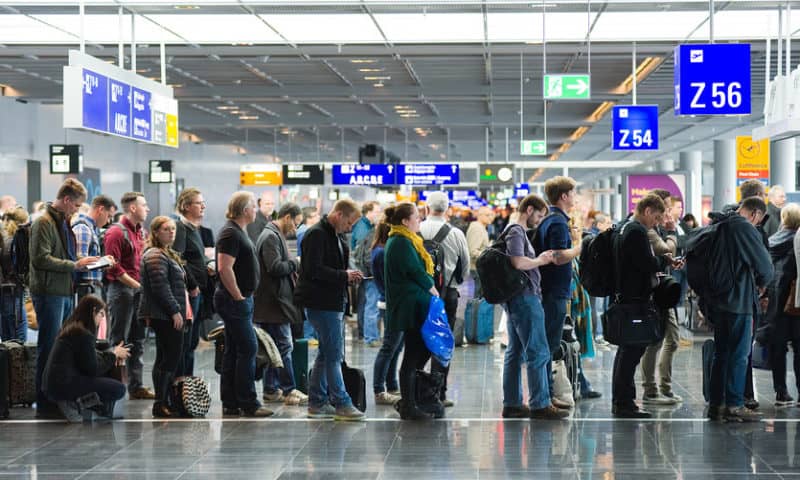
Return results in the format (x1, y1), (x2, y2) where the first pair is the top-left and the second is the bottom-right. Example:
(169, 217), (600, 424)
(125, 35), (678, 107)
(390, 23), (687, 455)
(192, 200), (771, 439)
(705, 196), (773, 422)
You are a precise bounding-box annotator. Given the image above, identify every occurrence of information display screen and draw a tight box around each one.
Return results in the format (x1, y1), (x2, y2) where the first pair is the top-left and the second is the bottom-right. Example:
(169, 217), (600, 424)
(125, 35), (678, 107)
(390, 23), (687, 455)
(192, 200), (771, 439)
(149, 160), (173, 184)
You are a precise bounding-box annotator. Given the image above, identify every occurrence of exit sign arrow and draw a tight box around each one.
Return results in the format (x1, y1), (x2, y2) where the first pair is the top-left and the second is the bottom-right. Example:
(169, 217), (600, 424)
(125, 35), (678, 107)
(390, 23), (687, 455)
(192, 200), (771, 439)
(543, 74), (591, 100)
(521, 140), (546, 156)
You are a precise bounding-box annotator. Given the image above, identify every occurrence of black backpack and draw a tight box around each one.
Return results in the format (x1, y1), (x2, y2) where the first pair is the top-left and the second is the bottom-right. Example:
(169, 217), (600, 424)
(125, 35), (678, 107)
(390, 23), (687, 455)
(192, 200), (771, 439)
(423, 224), (452, 293)
(475, 224), (531, 304)
(685, 219), (734, 299)
(578, 227), (617, 297)
(352, 230), (375, 277)
(3, 223), (31, 287)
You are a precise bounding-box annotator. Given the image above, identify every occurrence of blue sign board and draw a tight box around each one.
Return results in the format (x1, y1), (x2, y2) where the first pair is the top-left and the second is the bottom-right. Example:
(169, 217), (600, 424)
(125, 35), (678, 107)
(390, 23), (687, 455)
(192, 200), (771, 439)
(515, 183), (530, 197)
(131, 87), (152, 141)
(109, 79), (131, 137)
(418, 190), (479, 202)
(612, 105), (659, 151)
(674, 43), (751, 115)
(332, 164), (396, 185)
(82, 69), (108, 132)
(396, 164), (459, 185)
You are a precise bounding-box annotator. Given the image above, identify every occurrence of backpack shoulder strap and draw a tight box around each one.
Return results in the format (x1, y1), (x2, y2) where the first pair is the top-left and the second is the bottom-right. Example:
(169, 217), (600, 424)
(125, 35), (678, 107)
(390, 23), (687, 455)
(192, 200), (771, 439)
(432, 223), (451, 244)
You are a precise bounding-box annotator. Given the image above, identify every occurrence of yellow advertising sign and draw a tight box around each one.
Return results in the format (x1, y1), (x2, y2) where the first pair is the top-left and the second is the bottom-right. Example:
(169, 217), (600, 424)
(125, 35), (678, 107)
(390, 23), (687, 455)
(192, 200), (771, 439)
(166, 114), (179, 147)
(735, 135), (770, 201)
(240, 164), (282, 186)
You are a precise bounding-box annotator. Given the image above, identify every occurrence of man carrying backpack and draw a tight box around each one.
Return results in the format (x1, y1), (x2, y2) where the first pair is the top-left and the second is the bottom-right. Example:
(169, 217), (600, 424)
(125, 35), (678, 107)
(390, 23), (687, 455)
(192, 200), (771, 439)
(351, 201), (382, 345)
(701, 197), (773, 422)
(71, 194), (117, 303)
(420, 192), (469, 407)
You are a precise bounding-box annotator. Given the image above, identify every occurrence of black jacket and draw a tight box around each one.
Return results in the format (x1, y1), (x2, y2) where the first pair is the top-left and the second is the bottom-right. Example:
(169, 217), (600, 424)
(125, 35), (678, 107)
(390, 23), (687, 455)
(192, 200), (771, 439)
(295, 215), (350, 312)
(138, 247), (188, 322)
(253, 222), (301, 324)
(758, 228), (798, 344)
(615, 219), (666, 302)
(246, 211), (271, 246)
(763, 203), (782, 240)
(173, 217), (207, 292)
(43, 331), (116, 395)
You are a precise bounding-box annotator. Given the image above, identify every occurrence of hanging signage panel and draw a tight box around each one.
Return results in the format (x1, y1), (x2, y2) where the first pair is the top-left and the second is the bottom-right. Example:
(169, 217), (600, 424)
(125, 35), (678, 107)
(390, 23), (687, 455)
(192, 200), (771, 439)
(332, 164), (396, 185)
(282, 164), (324, 185)
(81, 69), (108, 132)
(674, 43), (751, 115)
(478, 164), (515, 185)
(612, 105), (659, 151)
(396, 164), (459, 185)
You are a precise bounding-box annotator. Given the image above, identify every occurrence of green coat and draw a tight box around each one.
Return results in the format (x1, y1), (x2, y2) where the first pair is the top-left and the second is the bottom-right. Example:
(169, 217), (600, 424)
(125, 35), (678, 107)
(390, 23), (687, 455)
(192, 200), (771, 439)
(384, 235), (434, 332)
(29, 204), (78, 297)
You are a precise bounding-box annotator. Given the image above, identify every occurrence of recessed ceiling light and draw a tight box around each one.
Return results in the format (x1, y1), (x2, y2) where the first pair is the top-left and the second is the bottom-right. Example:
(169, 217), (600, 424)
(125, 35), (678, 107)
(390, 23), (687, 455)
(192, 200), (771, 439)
(217, 106), (237, 110)
(174, 5), (200, 9)
(350, 59), (377, 64)
(359, 68), (384, 73)
(239, 115), (259, 120)
(364, 76), (391, 81)
(374, 83), (384, 88)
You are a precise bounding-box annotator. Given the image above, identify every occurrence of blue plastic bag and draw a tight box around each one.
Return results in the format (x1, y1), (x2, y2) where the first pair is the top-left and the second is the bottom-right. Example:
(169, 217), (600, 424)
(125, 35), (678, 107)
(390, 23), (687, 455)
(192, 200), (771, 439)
(421, 296), (455, 367)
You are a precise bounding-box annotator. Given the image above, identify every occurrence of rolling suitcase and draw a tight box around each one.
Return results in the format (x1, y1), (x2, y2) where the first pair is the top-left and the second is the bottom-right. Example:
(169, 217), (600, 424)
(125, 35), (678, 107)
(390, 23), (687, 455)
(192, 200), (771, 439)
(292, 339), (309, 395)
(4, 341), (36, 407)
(0, 345), (9, 418)
(464, 298), (493, 344)
(702, 339), (715, 403)
(341, 361), (366, 412)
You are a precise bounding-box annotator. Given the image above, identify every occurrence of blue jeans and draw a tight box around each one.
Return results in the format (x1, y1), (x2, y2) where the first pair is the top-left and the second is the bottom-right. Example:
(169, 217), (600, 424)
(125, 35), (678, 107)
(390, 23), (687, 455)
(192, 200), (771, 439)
(260, 323), (296, 395)
(373, 324), (404, 394)
(214, 291), (259, 411)
(32, 294), (73, 405)
(503, 294), (551, 410)
(363, 280), (381, 344)
(1, 288), (27, 342)
(708, 308), (752, 408)
(303, 310), (318, 340)
(306, 308), (352, 409)
(542, 293), (569, 392)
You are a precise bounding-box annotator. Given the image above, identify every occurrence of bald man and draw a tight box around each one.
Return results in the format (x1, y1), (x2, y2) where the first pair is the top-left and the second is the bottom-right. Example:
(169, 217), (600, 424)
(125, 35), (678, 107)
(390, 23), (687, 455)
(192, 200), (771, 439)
(0, 195), (17, 217)
(246, 191), (277, 244)
(466, 206), (494, 298)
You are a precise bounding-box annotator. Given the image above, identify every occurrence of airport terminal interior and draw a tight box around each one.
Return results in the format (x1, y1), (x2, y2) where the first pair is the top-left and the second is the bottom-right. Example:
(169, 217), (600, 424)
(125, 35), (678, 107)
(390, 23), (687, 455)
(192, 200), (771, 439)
(3, 0), (800, 478)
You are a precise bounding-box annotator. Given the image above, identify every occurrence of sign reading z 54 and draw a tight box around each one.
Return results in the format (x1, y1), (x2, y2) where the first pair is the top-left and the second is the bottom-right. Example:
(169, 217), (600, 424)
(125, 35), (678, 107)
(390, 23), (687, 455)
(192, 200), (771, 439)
(674, 43), (751, 116)
(612, 105), (658, 151)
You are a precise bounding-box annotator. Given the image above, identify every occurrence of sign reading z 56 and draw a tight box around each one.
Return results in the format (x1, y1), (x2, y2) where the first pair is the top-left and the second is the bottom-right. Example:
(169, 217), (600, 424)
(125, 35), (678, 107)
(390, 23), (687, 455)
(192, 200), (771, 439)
(674, 43), (751, 116)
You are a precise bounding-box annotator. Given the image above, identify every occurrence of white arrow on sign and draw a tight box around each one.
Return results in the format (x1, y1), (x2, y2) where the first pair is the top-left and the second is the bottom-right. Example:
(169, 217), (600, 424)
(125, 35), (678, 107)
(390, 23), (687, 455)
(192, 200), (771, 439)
(451, 165), (457, 173)
(566, 78), (589, 96)
(533, 143), (545, 154)
(387, 165), (394, 173)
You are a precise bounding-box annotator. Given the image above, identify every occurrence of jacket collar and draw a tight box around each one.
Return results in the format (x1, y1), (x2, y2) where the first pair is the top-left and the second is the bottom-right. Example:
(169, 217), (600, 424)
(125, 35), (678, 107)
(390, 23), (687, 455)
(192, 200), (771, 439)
(121, 215), (142, 234)
(320, 215), (337, 235)
(45, 202), (65, 223)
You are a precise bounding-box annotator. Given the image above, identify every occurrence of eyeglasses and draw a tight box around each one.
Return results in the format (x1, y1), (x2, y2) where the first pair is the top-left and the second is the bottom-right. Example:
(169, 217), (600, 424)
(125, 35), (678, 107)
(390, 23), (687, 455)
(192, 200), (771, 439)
(191, 201), (206, 206)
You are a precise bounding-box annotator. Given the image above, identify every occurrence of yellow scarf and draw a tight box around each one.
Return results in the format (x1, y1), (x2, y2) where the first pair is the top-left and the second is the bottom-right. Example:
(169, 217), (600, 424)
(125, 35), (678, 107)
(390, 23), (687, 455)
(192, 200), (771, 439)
(389, 224), (435, 276)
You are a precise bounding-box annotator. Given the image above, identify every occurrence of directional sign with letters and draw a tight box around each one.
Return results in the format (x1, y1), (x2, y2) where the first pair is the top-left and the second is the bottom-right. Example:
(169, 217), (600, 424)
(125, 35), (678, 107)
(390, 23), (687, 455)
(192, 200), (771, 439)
(673, 43), (751, 115)
(397, 164), (459, 185)
(543, 74), (591, 100)
(332, 164), (395, 185)
(521, 140), (547, 156)
(612, 105), (659, 151)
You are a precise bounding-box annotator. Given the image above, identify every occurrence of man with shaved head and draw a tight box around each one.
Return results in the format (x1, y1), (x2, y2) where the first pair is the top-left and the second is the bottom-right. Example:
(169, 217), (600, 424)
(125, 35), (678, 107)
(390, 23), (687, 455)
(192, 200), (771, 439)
(466, 206), (494, 297)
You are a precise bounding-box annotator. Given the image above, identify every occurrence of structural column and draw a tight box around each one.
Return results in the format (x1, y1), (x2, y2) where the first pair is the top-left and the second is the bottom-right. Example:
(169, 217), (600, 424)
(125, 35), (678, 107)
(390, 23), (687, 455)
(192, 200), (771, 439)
(713, 139), (737, 210)
(610, 174), (623, 220)
(598, 178), (610, 214)
(770, 138), (796, 191)
(680, 151), (703, 220)
(658, 158), (676, 172)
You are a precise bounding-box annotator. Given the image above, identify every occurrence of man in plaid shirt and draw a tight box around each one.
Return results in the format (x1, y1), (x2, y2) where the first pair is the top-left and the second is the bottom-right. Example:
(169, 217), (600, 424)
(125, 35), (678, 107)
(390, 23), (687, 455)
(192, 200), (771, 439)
(71, 194), (117, 301)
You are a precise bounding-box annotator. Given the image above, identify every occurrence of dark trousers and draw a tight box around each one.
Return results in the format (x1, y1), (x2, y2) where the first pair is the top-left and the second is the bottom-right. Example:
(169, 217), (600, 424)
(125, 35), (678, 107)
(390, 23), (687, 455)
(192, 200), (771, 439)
(612, 345), (648, 408)
(215, 292), (259, 411)
(771, 339), (800, 394)
(178, 293), (202, 377)
(150, 319), (184, 404)
(400, 328), (432, 407)
(356, 282), (366, 339)
(430, 287), (459, 400)
(47, 376), (126, 404)
(107, 283), (145, 392)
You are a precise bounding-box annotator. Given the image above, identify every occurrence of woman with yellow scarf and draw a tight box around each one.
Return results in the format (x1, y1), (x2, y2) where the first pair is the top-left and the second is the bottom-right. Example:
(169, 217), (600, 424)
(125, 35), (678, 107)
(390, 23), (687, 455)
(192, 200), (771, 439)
(384, 202), (439, 420)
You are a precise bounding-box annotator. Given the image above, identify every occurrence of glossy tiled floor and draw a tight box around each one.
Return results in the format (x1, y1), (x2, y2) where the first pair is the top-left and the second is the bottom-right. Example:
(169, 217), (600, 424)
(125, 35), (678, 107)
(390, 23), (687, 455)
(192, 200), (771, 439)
(2, 323), (800, 479)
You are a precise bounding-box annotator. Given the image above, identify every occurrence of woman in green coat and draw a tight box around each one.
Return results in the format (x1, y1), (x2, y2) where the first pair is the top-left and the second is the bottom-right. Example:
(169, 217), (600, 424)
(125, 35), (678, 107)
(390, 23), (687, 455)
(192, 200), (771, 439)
(384, 202), (438, 420)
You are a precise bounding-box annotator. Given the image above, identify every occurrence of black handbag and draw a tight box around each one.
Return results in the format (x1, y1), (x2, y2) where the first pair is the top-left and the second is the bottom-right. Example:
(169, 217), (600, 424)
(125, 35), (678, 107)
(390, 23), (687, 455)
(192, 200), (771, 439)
(602, 301), (664, 347)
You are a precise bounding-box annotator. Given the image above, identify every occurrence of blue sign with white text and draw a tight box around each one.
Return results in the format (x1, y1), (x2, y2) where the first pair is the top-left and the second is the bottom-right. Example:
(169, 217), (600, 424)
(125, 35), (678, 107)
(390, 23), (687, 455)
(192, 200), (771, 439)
(108, 79), (131, 137)
(674, 43), (751, 115)
(612, 105), (659, 151)
(131, 87), (152, 141)
(515, 183), (530, 197)
(82, 69), (108, 132)
(396, 164), (459, 185)
(332, 164), (396, 185)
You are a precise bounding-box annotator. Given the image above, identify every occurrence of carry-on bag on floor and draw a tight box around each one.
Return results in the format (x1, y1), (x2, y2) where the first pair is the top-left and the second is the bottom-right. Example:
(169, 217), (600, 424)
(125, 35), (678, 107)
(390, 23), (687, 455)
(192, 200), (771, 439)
(0, 346), (9, 418)
(3, 340), (36, 406)
(561, 339), (581, 401)
(464, 298), (493, 344)
(702, 339), (715, 403)
(452, 314), (465, 347)
(341, 361), (367, 412)
(292, 339), (309, 395)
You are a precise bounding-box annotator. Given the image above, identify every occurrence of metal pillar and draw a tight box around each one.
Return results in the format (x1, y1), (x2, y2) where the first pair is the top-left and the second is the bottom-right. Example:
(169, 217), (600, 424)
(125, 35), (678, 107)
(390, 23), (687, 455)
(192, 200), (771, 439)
(713, 139), (737, 210)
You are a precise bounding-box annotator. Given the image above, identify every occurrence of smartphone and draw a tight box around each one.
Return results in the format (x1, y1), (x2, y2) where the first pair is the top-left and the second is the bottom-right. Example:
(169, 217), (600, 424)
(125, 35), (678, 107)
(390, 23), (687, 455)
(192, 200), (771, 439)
(673, 256), (685, 262)
(361, 276), (374, 280)
(123, 343), (133, 350)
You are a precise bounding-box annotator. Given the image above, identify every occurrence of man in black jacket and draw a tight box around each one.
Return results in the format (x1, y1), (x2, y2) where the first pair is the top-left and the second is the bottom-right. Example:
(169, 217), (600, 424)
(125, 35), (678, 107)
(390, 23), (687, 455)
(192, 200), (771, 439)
(611, 194), (679, 418)
(295, 199), (365, 421)
(253, 202), (307, 407)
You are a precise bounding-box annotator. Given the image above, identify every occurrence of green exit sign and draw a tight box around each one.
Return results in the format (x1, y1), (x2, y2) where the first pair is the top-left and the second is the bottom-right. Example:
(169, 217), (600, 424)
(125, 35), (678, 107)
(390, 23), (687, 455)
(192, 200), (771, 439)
(543, 74), (591, 100)
(521, 140), (546, 156)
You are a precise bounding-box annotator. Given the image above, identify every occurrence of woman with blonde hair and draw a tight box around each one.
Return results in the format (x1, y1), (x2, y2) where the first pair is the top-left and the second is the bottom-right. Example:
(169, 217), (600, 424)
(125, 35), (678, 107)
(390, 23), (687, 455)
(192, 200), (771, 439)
(1, 206), (30, 341)
(138, 215), (188, 417)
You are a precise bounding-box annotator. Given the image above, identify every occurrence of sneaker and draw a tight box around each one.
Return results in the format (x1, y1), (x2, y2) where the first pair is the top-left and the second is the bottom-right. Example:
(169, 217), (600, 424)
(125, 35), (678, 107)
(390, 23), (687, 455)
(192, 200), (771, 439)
(595, 336), (610, 347)
(642, 393), (678, 405)
(387, 389), (401, 396)
(242, 406), (274, 418)
(580, 390), (602, 400)
(725, 406), (763, 423)
(222, 407), (240, 416)
(334, 405), (365, 421)
(307, 404), (336, 419)
(775, 391), (795, 408)
(441, 399), (455, 408)
(707, 405), (725, 421)
(263, 391), (285, 403)
(659, 391), (683, 404)
(308, 339), (319, 347)
(612, 404), (652, 419)
(284, 389), (309, 406)
(530, 405), (570, 420)
(56, 401), (83, 423)
(744, 398), (760, 410)
(367, 340), (382, 348)
(502, 405), (531, 418)
(551, 397), (572, 410)
(129, 387), (156, 400)
(375, 391), (402, 405)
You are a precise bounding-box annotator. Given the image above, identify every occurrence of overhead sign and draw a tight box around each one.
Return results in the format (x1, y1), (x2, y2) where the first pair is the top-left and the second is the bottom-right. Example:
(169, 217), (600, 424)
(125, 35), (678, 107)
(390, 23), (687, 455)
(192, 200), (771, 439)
(50, 144), (83, 174)
(543, 74), (591, 100)
(521, 140), (546, 156)
(63, 50), (179, 148)
(626, 174), (687, 218)
(479, 164), (515, 185)
(332, 164), (395, 186)
(149, 160), (173, 184)
(240, 164), (282, 186)
(612, 105), (659, 151)
(396, 164), (459, 185)
(674, 43), (751, 115)
(417, 190), (479, 202)
(735, 135), (770, 200)
(515, 183), (530, 197)
(282, 164), (324, 185)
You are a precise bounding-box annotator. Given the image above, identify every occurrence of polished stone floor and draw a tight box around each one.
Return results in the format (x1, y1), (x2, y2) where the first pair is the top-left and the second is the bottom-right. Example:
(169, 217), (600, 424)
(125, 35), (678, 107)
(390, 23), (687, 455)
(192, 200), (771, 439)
(2, 323), (800, 479)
